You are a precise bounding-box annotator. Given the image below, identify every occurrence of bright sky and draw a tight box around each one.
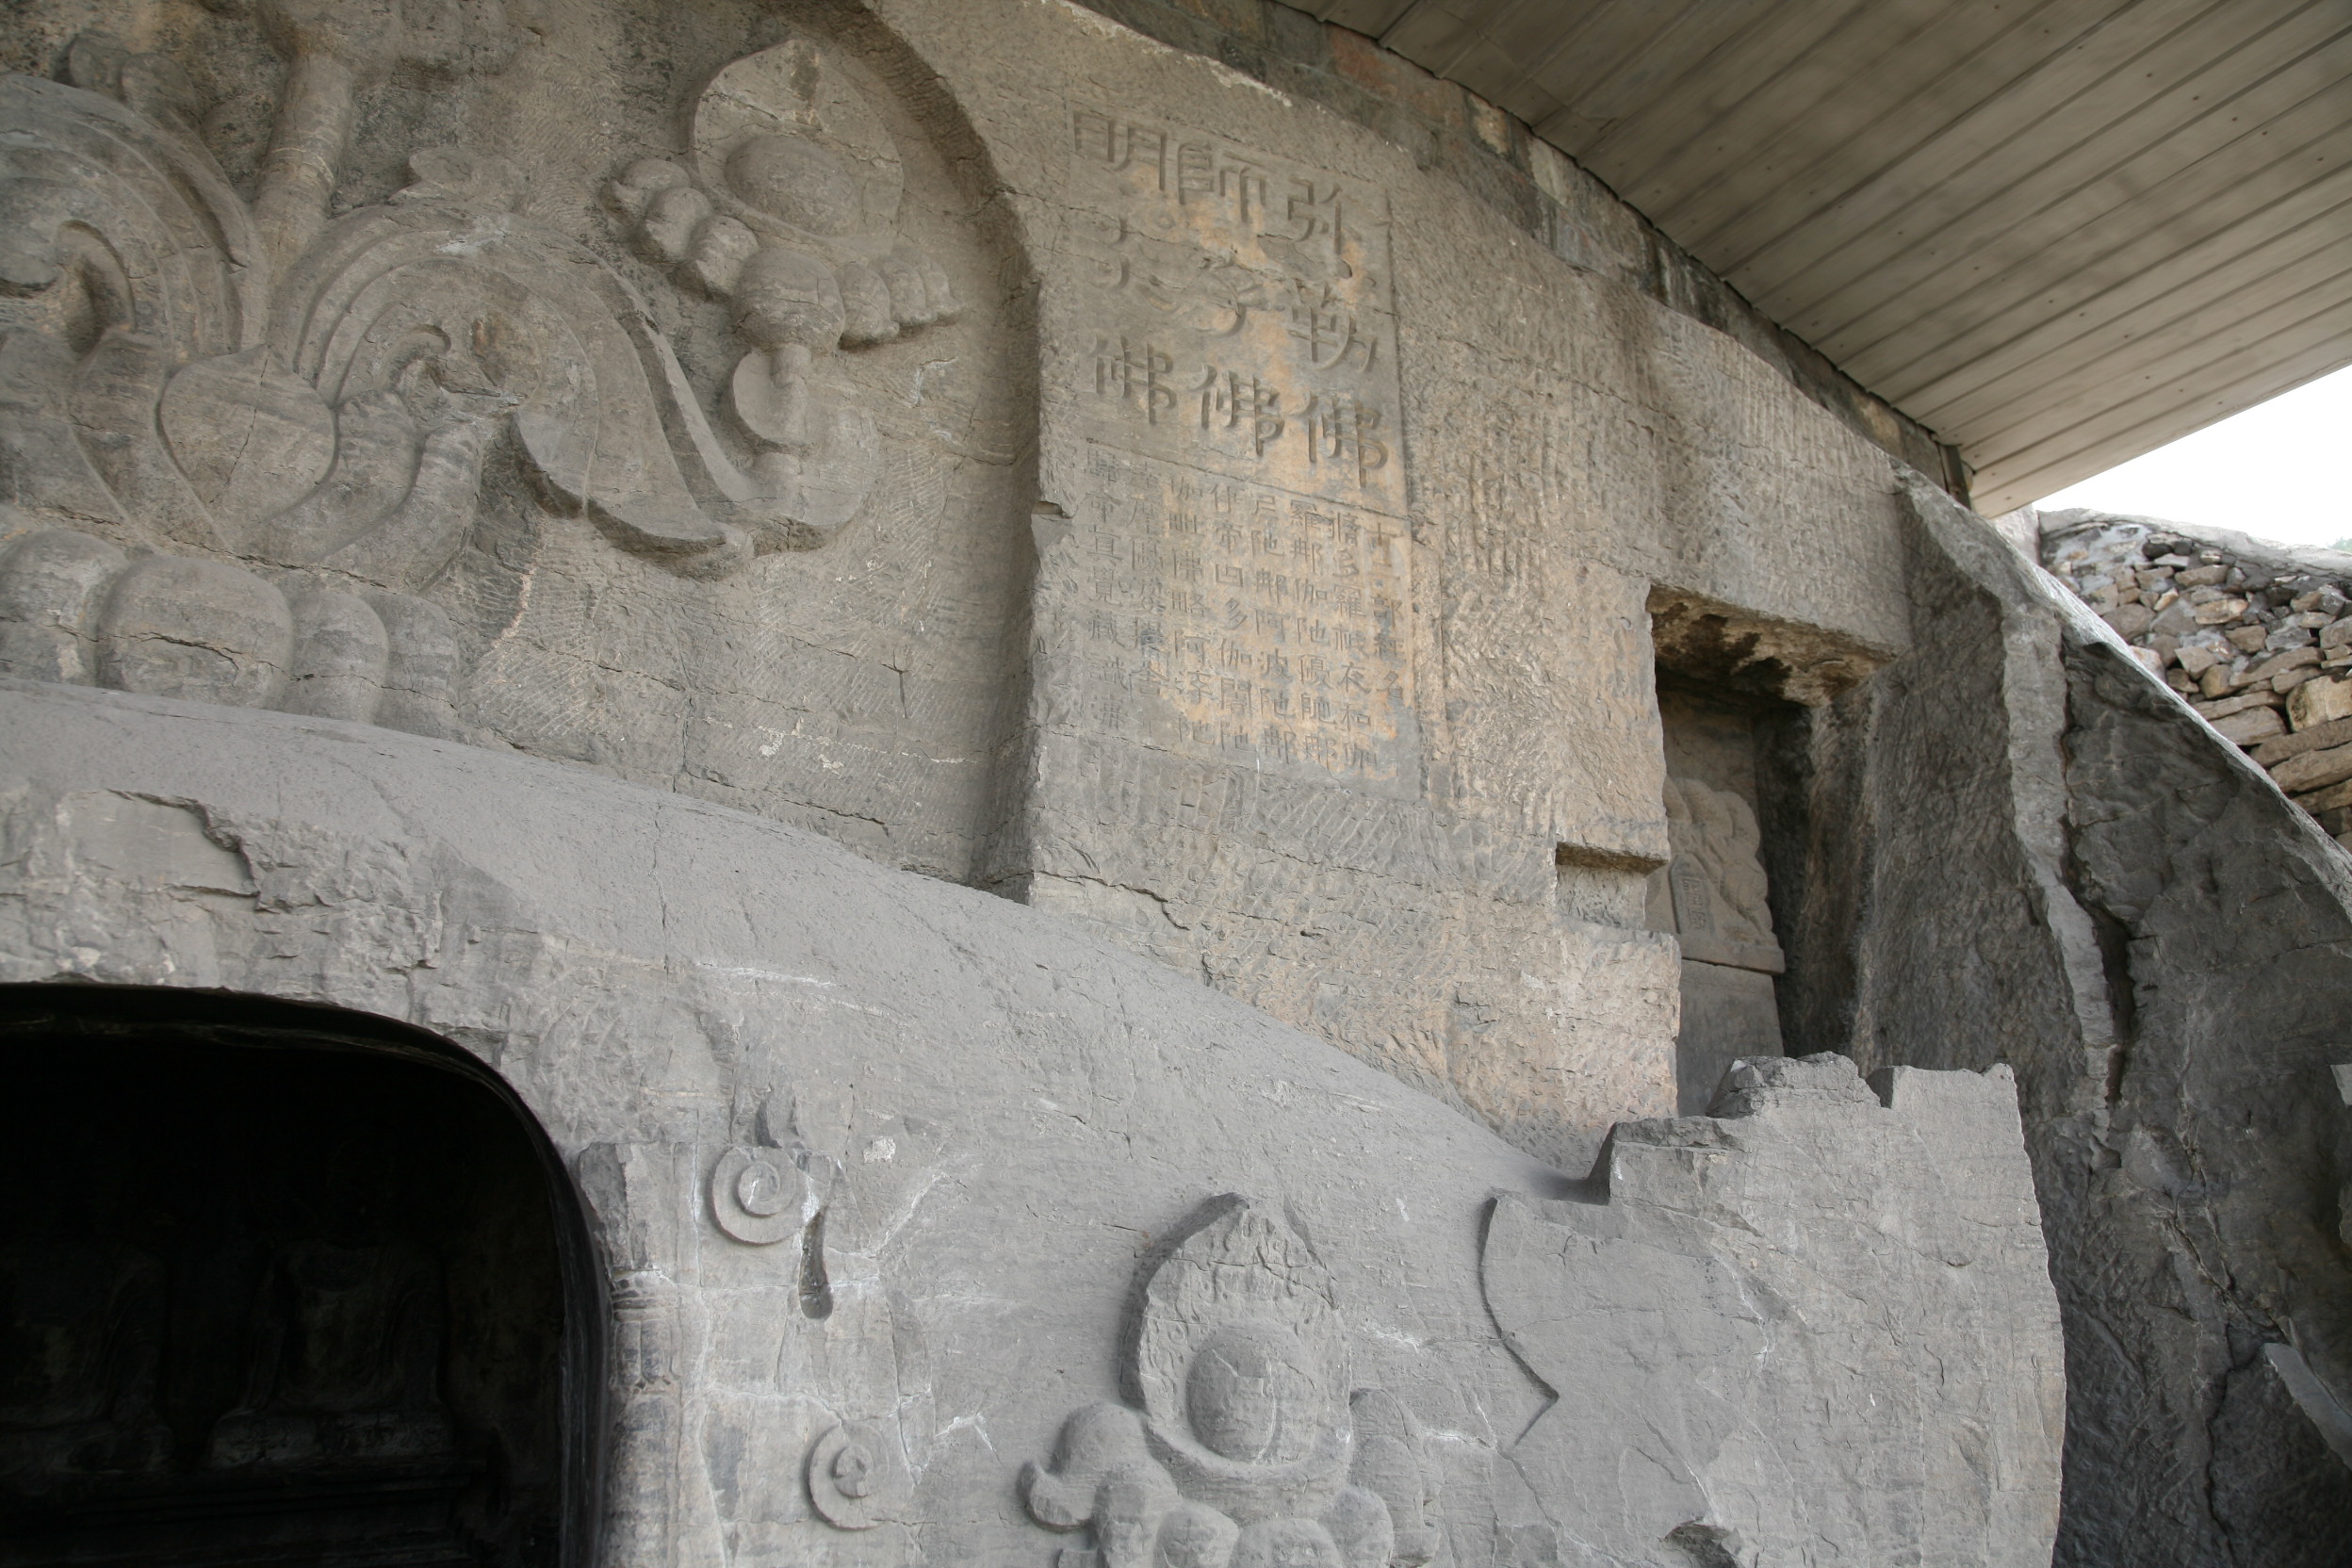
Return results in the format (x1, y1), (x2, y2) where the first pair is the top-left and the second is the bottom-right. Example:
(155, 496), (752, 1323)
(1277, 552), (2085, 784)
(2034, 364), (2352, 550)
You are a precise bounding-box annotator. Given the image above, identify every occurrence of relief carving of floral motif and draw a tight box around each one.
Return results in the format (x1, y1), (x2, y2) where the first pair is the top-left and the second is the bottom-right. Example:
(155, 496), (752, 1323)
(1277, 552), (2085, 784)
(1022, 1196), (1440, 1568)
(0, 15), (947, 734)
(605, 36), (958, 549)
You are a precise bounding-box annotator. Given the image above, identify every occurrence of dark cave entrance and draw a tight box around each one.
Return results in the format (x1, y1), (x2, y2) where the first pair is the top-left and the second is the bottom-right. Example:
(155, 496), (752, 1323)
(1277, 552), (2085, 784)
(0, 988), (601, 1568)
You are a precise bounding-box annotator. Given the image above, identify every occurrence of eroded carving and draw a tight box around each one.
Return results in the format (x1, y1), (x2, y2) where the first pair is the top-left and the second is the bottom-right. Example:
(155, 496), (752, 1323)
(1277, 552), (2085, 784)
(710, 1141), (822, 1248)
(1654, 776), (1783, 974)
(1021, 1196), (1437, 1568)
(604, 1266), (687, 1566)
(808, 1417), (912, 1529)
(0, 528), (461, 733)
(0, 22), (969, 747)
(603, 37), (960, 548)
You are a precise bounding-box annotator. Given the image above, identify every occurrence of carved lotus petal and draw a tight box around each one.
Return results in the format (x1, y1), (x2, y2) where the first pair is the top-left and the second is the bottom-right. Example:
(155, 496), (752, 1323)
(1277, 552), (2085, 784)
(680, 216), (759, 297)
(873, 250), (932, 331)
(0, 527), (124, 683)
(835, 260), (897, 348)
(893, 242), (958, 327)
(96, 555), (293, 708)
(734, 249), (845, 351)
(279, 589), (389, 724)
(638, 184), (711, 267)
(160, 347), (335, 532)
(605, 156), (687, 220)
(589, 471), (738, 558)
(514, 407), (593, 507)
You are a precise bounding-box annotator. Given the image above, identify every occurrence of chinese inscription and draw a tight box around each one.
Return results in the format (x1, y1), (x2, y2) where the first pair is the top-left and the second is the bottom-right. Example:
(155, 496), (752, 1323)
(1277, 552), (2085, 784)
(1057, 446), (1413, 780)
(1063, 106), (1400, 512)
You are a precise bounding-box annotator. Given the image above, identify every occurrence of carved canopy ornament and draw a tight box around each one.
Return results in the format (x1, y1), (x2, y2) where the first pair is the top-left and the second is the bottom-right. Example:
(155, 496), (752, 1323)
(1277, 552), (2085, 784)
(1022, 1197), (1440, 1568)
(0, 16), (935, 590)
(0, 13), (960, 737)
(606, 36), (959, 548)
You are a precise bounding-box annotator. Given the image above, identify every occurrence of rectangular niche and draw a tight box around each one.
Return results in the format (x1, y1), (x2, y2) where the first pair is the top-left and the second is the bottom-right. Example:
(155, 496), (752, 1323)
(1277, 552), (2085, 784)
(1650, 681), (1793, 1114)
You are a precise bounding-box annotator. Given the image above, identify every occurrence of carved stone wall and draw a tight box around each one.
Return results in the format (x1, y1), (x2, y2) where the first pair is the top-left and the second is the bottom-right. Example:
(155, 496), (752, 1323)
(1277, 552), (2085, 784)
(8, 4), (2351, 1560)
(0, 1), (1033, 882)
(1646, 688), (1792, 1114)
(0, 680), (2066, 1568)
(0, 0), (1919, 1172)
(1776, 479), (2352, 1567)
(922, 0), (1907, 1169)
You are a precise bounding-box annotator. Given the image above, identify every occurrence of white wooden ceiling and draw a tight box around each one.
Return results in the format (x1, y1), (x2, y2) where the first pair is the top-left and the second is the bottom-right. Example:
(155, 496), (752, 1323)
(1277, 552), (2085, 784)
(1290, 0), (2352, 512)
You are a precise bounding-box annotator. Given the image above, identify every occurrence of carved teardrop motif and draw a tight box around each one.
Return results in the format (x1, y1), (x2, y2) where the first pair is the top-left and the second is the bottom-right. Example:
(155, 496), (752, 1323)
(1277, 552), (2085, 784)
(158, 347), (335, 538)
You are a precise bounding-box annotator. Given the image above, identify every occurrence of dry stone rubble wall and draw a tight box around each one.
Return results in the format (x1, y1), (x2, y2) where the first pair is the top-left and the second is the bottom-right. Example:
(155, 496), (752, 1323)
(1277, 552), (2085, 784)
(2043, 509), (2352, 847)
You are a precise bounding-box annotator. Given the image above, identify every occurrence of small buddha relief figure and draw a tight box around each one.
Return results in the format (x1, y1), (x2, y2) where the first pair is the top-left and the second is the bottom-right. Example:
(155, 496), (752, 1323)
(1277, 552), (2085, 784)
(1022, 1197), (1439, 1568)
(0, 1243), (173, 1491)
(207, 1241), (454, 1470)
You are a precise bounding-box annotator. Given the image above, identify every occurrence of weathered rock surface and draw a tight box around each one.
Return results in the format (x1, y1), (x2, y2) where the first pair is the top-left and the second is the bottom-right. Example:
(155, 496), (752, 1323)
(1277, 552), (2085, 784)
(1487, 1054), (2063, 1568)
(2, 0), (2329, 1558)
(0, 679), (2064, 1568)
(1789, 481), (2352, 1565)
(0, 0), (1927, 1177)
(2044, 509), (2352, 848)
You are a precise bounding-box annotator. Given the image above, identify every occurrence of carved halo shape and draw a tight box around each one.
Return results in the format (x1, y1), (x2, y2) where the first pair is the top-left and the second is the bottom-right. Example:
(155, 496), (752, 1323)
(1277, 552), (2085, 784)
(693, 37), (903, 251)
(710, 1145), (813, 1246)
(1132, 1197), (1353, 1522)
(807, 1419), (909, 1529)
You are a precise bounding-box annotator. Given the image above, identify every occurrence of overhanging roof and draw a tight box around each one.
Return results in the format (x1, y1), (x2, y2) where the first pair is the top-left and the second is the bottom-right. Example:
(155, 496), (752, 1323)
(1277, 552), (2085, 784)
(1291, 1), (2352, 513)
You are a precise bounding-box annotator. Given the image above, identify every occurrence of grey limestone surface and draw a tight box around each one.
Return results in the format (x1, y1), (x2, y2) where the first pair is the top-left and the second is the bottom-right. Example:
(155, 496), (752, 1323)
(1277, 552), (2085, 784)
(1, 0), (2315, 1558)
(0, 0), (1919, 1175)
(1489, 1054), (2062, 1568)
(1776, 478), (2352, 1564)
(0, 679), (2062, 1568)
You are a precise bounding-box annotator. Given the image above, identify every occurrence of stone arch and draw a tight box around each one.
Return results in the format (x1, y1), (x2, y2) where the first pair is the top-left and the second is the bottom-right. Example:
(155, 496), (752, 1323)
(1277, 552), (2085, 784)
(0, 984), (605, 1568)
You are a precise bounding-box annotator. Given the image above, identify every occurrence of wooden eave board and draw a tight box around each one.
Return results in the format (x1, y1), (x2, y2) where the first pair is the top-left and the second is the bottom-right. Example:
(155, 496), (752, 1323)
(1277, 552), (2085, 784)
(1707, 0), (2242, 305)
(1971, 305), (2352, 508)
(1582, 0), (1959, 221)
(1282, 0), (2352, 506)
(1799, 6), (2352, 362)
(1954, 243), (2352, 456)
(1904, 175), (2352, 432)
